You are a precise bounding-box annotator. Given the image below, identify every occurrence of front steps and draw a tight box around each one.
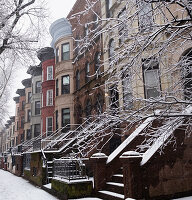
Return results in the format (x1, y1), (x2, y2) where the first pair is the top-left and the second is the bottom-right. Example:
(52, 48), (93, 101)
(97, 169), (125, 200)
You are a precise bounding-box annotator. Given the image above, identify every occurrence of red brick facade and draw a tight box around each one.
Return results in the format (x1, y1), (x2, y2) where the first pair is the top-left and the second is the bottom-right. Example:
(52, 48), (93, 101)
(38, 48), (55, 137)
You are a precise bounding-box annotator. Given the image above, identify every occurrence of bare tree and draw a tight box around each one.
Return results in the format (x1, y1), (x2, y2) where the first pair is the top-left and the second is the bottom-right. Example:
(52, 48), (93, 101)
(0, 0), (47, 122)
(62, 0), (192, 157)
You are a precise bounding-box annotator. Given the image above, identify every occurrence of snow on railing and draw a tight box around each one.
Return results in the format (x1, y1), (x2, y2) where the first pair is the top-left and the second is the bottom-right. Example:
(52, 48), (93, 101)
(106, 117), (155, 164)
(140, 106), (192, 166)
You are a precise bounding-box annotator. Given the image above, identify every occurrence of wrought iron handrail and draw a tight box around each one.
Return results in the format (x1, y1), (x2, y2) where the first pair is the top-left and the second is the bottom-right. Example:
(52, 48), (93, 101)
(53, 158), (87, 181)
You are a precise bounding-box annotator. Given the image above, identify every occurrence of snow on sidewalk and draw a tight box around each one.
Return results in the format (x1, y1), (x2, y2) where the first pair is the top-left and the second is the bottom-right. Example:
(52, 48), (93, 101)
(0, 169), (58, 200)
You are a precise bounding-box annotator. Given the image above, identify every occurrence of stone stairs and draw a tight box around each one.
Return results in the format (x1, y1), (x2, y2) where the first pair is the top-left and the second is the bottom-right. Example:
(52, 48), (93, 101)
(97, 168), (125, 200)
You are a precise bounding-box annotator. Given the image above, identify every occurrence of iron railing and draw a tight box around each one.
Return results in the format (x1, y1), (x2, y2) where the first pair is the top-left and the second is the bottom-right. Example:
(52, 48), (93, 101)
(53, 158), (87, 181)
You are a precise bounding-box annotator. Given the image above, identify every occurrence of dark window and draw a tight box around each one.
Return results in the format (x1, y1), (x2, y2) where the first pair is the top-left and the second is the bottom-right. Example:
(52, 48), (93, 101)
(142, 58), (161, 99)
(76, 70), (80, 90)
(26, 129), (31, 140)
(55, 110), (58, 130)
(95, 52), (101, 75)
(21, 116), (25, 128)
(17, 121), (19, 131)
(56, 79), (59, 96)
(62, 108), (70, 132)
(95, 93), (104, 114)
(109, 85), (119, 109)
(22, 101), (25, 110)
(21, 133), (24, 142)
(27, 110), (31, 122)
(35, 101), (40, 115)
(85, 63), (90, 83)
(56, 47), (59, 63)
(46, 117), (53, 136)
(62, 75), (70, 94)
(85, 99), (92, 117)
(109, 39), (115, 61)
(61, 43), (70, 61)
(28, 92), (32, 103)
(34, 124), (40, 137)
(35, 81), (41, 93)
(182, 49), (192, 100)
(106, 0), (112, 18)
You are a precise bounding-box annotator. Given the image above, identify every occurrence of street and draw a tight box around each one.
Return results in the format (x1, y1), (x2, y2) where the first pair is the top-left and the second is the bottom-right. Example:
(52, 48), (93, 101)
(0, 170), (58, 200)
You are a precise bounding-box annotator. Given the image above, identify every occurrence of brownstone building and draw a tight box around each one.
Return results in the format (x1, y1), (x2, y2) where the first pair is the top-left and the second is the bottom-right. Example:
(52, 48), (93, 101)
(68, 0), (105, 125)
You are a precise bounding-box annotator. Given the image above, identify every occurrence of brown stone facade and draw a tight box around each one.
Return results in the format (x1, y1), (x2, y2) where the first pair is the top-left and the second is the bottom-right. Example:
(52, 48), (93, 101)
(14, 154), (23, 176)
(68, 0), (105, 125)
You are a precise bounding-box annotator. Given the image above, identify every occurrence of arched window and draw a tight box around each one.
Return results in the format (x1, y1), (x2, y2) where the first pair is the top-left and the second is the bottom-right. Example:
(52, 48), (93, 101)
(109, 39), (115, 61)
(182, 49), (192, 100)
(85, 62), (90, 83)
(95, 93), (103, 114)
(76, 70), (80, 90)
(85, 99), (92, 118)
(95, 52), (101, 75)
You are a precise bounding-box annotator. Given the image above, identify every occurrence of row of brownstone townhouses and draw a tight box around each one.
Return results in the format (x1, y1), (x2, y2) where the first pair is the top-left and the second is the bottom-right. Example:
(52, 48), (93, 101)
(0, 0), (192, 199)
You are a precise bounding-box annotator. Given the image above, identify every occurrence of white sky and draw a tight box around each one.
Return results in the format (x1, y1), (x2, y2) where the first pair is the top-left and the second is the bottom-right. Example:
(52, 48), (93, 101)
(8, 0), (77, 117)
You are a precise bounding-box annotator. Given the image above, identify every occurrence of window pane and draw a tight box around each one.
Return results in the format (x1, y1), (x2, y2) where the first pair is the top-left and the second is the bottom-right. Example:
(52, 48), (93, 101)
(62, 75), (70, 94)
(62, 108), (70, 132)
(46, 117), (52, 135)
(62, 43), (70, 61)
(47, 66), (53, 80)
(145, 70), (159, 87)
(62, 44), (69, 52)
(47, 90), (53, 106)
(34, 124), (40, 137)
(36, 81), (41, 93)
(35, 101), (40, 115)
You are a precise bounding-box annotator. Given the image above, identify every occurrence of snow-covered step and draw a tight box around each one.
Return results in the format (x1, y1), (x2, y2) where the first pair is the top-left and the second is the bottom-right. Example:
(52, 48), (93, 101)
(113, 174), (123, 177)
(106, 182), (124, 195)
(112, 174), (123, 184)
(106, 182), (124, 187)
(98, 190), (124, 200)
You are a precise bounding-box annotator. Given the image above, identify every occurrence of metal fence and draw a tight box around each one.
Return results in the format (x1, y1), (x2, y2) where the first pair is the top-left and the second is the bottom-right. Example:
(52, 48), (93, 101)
(53, 158), (87, 181)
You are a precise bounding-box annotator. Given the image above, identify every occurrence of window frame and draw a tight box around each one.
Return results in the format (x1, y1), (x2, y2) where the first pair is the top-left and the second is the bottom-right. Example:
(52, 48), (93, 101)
(35, 81), (41, 93)
(61, 75), (70, 94)
(47, 66), (53, 81)
(62, 108), (70, 132)
(34, 124), (41, 137)
(46, 89), (53, 106)
(61, 43), (70, 61)
(46, 117), (53, 136)
(35, 101), (41, 115)
(142, 58), (161, 99)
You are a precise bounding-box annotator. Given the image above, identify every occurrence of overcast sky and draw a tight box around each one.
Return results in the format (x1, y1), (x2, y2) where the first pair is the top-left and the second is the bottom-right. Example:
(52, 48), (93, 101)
(9, 0), (77, 116)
